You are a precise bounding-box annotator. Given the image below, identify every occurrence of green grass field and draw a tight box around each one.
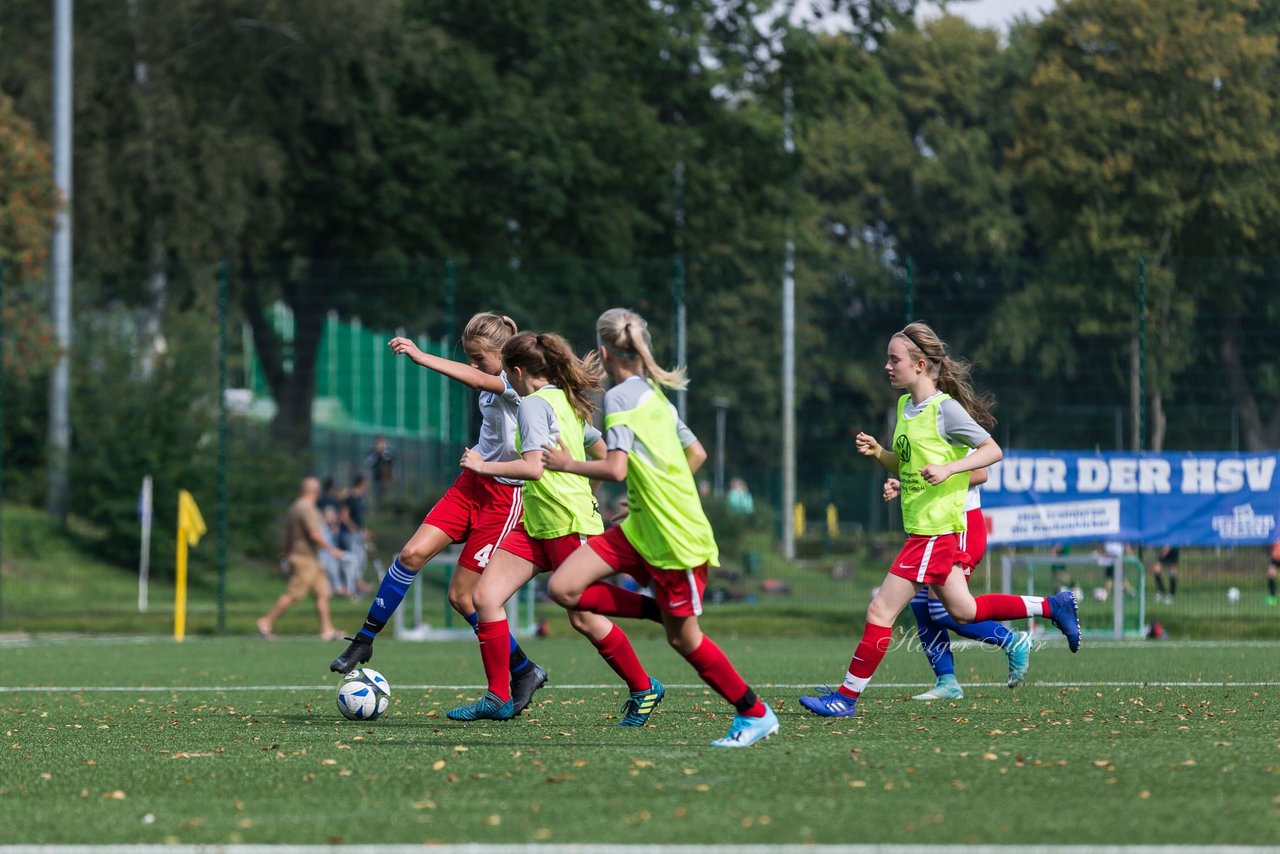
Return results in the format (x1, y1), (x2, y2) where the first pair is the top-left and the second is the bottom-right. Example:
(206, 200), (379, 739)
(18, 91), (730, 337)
(1, 633), (1277, 846)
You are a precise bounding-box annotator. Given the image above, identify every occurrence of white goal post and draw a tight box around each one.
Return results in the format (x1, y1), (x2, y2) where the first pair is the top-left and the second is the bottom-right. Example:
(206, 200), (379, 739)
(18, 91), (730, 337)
(392, 549), (538, 641)
(1000, 552), (1147, 639)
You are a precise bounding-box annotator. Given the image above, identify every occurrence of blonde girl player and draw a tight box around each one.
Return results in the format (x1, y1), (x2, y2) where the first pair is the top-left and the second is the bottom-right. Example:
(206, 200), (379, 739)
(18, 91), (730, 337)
(330, 313), (547, 716)
(800, 321), (1079, 719)
(885, 467), (1032, 701)
(445, 332), (665, 722)
(544, 308), (779, 748)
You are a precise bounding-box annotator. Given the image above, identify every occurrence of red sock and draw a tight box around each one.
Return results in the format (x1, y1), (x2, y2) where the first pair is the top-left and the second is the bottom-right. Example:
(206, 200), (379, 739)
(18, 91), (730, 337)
(838, 622), (893, 699)
(972, 594), (1048, 622)
(477, 620), (512, 702)
(591, 625), (650, 692)
(577, 583), (661, 622)
(685, 637), (765, 717)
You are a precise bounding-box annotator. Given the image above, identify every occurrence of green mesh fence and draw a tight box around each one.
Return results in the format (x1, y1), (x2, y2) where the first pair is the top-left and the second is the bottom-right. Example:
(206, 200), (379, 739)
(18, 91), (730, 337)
(1, 255), (1277, 637)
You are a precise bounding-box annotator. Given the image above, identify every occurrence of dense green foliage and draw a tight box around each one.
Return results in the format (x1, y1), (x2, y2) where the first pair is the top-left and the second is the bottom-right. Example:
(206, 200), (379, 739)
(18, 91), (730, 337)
(4, 1), (1280, 554)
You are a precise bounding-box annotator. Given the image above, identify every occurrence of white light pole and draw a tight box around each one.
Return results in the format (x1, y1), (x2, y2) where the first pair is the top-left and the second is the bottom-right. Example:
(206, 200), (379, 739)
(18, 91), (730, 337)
(48, 0), (73, 522)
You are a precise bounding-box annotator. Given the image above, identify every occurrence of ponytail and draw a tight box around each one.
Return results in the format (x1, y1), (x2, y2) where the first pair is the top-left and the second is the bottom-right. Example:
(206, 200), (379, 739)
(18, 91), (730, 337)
(595, 307), (688, 390)
(502, 332), (604, 422)
(895, 321), (996, 428)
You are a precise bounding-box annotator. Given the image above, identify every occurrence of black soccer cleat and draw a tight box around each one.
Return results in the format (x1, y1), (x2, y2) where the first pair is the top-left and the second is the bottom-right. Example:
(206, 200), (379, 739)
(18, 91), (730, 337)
(510, 662), (548, 715)
(330, 634), (374, 674)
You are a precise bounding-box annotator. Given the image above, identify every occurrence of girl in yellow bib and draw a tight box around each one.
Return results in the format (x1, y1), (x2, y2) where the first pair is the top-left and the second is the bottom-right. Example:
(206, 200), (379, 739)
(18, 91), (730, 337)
(447, 331), (662, 722)
(545, 308), (779, 748)
(800, 322), (1080, 719)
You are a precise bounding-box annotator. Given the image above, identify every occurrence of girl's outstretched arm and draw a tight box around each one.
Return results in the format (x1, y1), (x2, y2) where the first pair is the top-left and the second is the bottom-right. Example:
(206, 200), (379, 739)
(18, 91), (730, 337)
(388, 337), (506, 394)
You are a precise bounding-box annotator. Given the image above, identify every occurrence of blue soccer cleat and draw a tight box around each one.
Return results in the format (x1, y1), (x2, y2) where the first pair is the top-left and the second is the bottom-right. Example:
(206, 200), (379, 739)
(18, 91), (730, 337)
(711, 703), (779, 748)
(1048, 590), (1081, 652)
(912, 674), (964, 701)
(798, 687), (859, 718)
(618, 677), (665, 727)
(446, 691), (515, 721)
(1005, 630), (1032, 687)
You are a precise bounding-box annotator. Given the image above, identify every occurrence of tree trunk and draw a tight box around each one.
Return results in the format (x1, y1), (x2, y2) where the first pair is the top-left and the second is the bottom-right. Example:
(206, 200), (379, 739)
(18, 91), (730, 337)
(1149, 388), (1166, 452)
(240, 266), (327, 454)
(1218, 311), (1277, 450)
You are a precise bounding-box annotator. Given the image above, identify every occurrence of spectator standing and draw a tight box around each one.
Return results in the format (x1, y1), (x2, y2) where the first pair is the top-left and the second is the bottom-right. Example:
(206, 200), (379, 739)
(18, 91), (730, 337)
(365, 434), (397, 505)
(341, 475), (372, 599)
(726, 477), (755, 516)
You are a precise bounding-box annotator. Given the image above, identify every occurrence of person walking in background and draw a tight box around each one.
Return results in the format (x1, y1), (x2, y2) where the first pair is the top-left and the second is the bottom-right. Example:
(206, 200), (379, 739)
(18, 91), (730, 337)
(330, 313), (547, 716)
(1152, 545), (1179, 604)
(257, 476), (345, 641)
(544, 307), (779, 748)
(447, 331), (663, 722)
(800, 322), (1079, 720)
(365, 434), (397, 506)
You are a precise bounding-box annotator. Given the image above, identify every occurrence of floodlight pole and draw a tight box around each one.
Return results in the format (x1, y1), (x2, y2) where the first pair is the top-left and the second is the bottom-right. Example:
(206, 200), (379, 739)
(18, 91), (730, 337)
(47, 0), (73, 523)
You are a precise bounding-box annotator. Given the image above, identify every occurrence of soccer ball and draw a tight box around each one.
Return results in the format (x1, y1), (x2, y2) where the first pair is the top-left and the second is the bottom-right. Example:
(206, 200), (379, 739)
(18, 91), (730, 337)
(336, 667), (391, 721)
(1226, 586), (1241, 604)
(1092, 587), (1109, 603)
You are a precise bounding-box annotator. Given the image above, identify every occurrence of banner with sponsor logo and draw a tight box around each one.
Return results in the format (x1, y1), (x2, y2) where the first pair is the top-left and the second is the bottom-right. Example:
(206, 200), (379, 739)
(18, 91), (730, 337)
(980, 451), (1280, 547)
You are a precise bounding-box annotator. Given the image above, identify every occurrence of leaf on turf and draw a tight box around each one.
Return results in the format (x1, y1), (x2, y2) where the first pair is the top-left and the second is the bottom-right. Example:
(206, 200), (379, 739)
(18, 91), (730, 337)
(695, 784), (711, 792)
(432, 760), (446, 771)
(572, 759), (587, 767)
(101, 790), (127, 800)
(544, 774), (574, 784)
(849, 780), (867, 788)
(453, 745), (468, 753)
(170, 752), (213, 759)
(982, 752), (999, 761)
(484, 815), (501, 826)
(1138, 790), (1151, 799)
(412, 800), (437, 810)
(633, 759), (654, 768)
(532, 828), (551, 840)
(321, 759), (337, 766)
(1093, 760), (1117, 771)
(682, 768), (698, 775)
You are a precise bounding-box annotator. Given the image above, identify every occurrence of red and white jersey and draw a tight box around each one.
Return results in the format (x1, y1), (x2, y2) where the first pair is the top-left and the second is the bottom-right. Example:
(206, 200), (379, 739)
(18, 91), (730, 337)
(473, 372), (523, 486)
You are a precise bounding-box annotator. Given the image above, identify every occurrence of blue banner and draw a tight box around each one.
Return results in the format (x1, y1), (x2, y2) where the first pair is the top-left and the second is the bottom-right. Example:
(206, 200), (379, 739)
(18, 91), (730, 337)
(981, 451), (1280, 547)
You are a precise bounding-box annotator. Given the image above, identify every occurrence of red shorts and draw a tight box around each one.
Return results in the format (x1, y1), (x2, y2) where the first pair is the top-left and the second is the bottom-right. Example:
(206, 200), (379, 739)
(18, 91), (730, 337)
(956, 507), (988, 576)
(423, 469), (522, 573)
(498, 523), (587, 573)
(890, 533), (961, 586)
(586, 524), (708, 617)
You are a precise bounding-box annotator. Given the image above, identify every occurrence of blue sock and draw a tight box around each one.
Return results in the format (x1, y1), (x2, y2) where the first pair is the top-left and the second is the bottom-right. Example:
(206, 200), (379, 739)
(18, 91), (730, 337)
(927, 598), (1015, 648)
(359, 557), (416, 639)
(910, 590), (955, 678)
(462, 609), (530, 673)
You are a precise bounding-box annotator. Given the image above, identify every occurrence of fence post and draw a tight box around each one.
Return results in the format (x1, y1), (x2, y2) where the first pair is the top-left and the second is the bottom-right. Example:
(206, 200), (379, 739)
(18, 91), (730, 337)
(216, 260), (230, 632)
(1137, 256), (1146, 452)
(904, 257), (914, 324)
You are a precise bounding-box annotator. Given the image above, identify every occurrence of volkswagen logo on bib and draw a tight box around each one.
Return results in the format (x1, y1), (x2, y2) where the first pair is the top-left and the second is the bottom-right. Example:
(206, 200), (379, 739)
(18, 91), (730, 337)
(894, 434), (912, 463)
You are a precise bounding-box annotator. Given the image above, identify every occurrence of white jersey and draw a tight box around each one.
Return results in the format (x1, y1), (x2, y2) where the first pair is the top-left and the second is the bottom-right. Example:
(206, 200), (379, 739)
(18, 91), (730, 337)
(473, 372), (522, 486)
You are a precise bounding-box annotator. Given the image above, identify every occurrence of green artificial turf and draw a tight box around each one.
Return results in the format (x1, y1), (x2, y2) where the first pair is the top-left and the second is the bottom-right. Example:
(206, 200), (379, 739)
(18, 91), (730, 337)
(0, 634), (1276, 845)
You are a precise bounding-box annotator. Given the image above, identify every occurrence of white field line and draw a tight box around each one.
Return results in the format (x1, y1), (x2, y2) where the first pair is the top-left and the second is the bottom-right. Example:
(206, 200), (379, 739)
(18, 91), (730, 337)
(1, 679), (1277, 694)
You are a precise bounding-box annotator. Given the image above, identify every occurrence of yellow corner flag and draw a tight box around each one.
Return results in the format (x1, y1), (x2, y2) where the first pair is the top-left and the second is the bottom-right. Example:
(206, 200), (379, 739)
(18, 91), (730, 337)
(174, 490), (207, 642)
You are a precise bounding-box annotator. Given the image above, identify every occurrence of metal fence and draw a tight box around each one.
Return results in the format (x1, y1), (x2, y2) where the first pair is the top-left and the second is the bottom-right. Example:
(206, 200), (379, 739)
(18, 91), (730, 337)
(1, 254), (1277, 637)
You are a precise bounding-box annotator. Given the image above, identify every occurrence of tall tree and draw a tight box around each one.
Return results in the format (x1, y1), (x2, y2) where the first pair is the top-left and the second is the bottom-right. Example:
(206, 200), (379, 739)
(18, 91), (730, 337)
(1004, 0), (1280, 449)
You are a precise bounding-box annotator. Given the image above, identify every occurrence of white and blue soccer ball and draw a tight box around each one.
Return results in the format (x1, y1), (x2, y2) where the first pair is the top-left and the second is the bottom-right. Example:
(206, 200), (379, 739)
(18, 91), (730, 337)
(336, 667), (391, 721)
(1226, 586), (1241, 604)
